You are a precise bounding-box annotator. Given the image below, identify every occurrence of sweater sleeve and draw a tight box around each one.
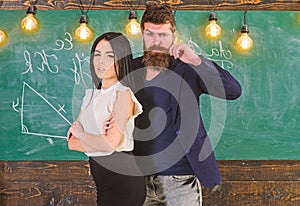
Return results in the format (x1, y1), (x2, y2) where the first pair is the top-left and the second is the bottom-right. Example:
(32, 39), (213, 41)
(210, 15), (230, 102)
(192, 55), (242, 100)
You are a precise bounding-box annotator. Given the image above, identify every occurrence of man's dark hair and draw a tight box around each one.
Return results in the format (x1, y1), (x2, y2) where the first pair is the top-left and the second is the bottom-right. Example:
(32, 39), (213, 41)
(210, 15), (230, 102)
(141, 3), (176, 33)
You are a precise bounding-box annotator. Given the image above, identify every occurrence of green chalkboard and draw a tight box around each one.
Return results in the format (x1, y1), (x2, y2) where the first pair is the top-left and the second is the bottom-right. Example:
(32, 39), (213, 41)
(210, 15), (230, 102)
(0, 10), (299, 160)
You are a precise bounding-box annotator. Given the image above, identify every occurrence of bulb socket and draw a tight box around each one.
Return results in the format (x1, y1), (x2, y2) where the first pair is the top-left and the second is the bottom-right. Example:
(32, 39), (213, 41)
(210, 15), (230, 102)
(128, 10), (137, 20)
(209, 12), (217, 21)
(79, 15), (88, 24)
(241, 24), (249, 33)
(26, 5), (36, 14)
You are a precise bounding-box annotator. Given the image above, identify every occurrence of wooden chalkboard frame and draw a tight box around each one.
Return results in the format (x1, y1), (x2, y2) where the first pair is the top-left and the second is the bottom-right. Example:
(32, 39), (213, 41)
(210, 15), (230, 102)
(0, 0), (299, 11)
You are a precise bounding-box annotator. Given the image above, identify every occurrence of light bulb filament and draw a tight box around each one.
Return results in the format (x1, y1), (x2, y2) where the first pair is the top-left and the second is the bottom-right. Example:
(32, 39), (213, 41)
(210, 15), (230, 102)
(205, 19), (221, 39)
(75, 23), (93, 42)
(0, 29), (8, 46)
(237, 33), (253, 51)
(21, 13), (39, 32)
(126, 19), (141, 35)
(78, 24), (89, 39)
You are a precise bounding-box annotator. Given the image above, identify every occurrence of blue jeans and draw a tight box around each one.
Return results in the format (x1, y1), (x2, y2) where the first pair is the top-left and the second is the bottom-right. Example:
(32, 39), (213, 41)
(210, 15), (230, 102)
(143, 175), (202, 206)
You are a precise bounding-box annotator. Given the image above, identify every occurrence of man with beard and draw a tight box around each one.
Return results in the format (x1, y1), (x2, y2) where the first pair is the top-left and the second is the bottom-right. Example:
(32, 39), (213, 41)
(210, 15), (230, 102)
(107, 3), (242, 206)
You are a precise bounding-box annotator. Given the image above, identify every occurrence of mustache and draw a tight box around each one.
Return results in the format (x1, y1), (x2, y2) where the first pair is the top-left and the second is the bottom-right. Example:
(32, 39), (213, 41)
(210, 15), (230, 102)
(145, 46), (169, 54)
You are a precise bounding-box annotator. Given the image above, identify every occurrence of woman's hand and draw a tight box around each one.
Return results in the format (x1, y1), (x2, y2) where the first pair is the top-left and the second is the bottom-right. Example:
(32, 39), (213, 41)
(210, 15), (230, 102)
(69, 120), (85, 139)
(66, 128), (72, 141)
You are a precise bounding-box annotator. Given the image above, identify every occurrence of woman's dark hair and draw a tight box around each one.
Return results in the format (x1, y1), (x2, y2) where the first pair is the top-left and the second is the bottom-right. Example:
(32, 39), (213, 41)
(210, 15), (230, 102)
(90, 32), (134, 89)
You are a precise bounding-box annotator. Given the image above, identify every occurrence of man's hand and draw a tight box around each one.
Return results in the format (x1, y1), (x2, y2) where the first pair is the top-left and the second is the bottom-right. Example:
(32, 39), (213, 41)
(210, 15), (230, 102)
(169, 44), (202, 66)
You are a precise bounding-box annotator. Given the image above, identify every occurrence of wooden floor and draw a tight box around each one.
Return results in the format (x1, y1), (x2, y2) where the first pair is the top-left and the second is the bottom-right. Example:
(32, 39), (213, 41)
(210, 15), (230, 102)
(0, 160), (300, 206)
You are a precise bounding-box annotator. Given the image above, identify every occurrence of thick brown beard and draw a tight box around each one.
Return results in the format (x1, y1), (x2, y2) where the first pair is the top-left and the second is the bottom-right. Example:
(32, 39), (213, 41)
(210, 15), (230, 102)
(142, 51), (171, 71)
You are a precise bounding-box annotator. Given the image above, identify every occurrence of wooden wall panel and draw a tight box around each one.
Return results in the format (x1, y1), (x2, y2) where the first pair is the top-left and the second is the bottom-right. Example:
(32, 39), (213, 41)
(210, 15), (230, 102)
(0, 161), (96, 206)
(1, 160), (300, 206)
(203, 181), (300, 206)
(0, 0), (299, 11)
(0, 182), (96, 206)
(216, 160), (300, 181)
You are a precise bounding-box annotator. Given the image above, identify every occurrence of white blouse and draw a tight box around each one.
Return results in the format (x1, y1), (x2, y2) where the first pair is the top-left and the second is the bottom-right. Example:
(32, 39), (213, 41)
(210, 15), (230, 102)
(79, 82), (143, 157)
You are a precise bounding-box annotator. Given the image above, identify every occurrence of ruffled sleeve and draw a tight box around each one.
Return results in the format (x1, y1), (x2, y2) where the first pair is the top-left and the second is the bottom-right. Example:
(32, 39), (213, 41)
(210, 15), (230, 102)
(109, 86), (143, 118)
(110, 84), (143, 152)
(128, 89), (143, 118)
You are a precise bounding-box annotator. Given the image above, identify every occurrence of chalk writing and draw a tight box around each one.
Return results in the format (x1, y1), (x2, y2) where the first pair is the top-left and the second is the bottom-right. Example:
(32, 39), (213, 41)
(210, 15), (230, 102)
(53, 32), (73, 51)
(22, 49), (59, 74)
(22, 33), (75, 75)
(12, 98), (19, 112)
(187, 37), (206, 56)
(21, 31), (91, 87)
(22, 50), (33, 74)
(181, 36), (234, 70)
(206, 41), (233, 69)
(58, 104), (66, 114)
(34, 50), (59, 73)
(70, 53), (91, 86)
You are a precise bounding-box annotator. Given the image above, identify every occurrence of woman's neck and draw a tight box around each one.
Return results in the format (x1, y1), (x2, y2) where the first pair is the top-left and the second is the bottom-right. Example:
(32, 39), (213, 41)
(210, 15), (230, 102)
(101, 79), (118, 90)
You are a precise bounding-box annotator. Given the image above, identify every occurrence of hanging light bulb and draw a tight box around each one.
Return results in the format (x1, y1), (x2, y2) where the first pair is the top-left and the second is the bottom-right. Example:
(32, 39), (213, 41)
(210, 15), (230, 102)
(236, 25), (253, 51)
(0, 29), (8, 46)
(21, 5), (39, 33)
(205, 11), (222, 39)
(0, 1), (6, 46)
(75, 14), (94, 42)
(236, 11), (253, 51)
(126, 10), (141, 36)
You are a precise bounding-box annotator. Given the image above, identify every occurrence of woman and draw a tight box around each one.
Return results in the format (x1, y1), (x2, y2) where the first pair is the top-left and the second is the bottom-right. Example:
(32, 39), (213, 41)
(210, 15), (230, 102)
(67, 32), (146, 206)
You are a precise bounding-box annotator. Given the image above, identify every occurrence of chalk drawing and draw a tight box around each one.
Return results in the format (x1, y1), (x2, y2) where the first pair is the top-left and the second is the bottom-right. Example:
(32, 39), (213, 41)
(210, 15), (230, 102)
(14, 81), (72, 139)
